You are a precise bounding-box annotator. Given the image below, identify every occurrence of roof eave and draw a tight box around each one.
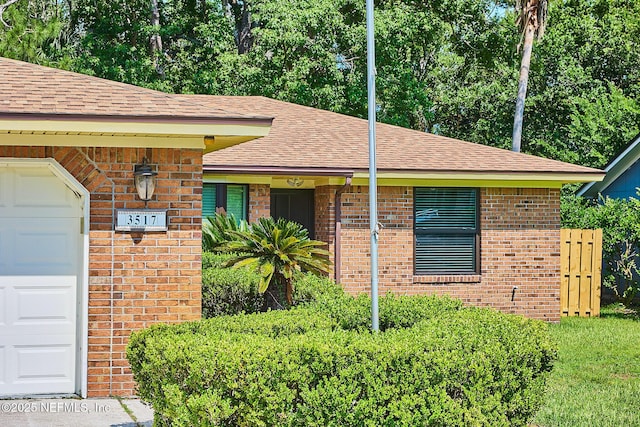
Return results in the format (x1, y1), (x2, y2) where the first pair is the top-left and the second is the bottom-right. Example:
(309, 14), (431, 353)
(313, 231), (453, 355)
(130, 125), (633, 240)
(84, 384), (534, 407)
(0, 112), (273, 124)
(203, 167), (605, 188)
(203, 165), (355, 177)
(577, 133), (640, 197)
(0, 114), (272, 151)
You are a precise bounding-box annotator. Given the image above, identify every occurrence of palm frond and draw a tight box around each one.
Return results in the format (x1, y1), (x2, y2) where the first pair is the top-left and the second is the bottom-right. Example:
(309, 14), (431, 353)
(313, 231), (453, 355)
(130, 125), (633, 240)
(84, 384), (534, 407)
(212, 216), (333, 309)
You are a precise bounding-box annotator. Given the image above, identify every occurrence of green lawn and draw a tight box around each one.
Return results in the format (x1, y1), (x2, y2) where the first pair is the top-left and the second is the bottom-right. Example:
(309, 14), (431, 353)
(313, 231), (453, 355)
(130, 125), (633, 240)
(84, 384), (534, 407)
(533, 304), (640, 427)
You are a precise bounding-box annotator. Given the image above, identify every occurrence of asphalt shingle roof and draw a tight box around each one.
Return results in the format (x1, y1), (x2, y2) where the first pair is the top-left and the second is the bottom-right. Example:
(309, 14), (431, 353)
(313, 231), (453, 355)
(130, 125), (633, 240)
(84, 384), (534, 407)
(197, 96), (602, 176)
(0, 57), (262, 121)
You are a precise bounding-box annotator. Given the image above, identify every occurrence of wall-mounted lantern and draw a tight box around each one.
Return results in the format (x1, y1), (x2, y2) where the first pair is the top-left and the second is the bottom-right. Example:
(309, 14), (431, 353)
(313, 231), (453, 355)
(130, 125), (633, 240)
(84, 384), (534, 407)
(134, 159), (158, 204)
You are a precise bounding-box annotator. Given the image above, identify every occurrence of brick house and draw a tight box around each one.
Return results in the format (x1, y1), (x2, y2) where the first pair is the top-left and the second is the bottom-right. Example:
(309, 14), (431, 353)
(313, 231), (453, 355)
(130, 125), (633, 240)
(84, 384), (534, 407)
(0, 59), (271, 397)
(196, 96), (605, 323)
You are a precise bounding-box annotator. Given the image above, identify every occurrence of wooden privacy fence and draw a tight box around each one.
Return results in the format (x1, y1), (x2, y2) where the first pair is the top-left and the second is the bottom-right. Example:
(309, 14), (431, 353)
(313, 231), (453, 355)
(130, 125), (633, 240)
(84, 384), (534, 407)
(560, 229), (603, 317)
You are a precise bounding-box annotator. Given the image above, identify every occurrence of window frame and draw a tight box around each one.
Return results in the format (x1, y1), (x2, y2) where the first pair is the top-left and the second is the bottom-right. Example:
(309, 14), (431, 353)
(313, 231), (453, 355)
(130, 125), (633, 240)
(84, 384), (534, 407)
(202, 183), (249, 221)
(413, 187), (480, 275)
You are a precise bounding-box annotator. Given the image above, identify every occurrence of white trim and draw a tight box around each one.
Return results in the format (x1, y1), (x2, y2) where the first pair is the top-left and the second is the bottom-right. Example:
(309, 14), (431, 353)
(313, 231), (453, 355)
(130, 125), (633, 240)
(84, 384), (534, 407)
(0, 158), (90, 398)
(578, 133), (640, 197)
(0, 133), (205, 149)
(0, 119), (271, 138)
(352, 171), (604, 183)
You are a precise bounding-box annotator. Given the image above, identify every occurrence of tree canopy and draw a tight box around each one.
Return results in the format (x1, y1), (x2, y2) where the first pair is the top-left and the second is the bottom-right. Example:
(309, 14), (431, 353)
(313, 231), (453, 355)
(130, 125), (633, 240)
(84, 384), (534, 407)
(1, 0), (638, 169)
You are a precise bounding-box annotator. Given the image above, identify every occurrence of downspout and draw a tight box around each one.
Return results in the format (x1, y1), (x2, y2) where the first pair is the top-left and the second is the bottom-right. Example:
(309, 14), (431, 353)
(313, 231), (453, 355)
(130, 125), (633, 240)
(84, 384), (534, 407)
(334, 176), (352, 284)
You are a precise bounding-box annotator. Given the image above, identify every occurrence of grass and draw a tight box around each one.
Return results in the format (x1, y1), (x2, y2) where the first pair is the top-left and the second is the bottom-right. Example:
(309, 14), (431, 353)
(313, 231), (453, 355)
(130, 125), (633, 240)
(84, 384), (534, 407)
(533, 304), (640, 427)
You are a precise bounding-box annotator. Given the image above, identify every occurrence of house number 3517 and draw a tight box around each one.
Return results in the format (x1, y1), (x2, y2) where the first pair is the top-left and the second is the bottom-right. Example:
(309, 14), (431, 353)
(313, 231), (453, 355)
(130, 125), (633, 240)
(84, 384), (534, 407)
(126, 214), (156, 226)
(115, 210), (168, 232)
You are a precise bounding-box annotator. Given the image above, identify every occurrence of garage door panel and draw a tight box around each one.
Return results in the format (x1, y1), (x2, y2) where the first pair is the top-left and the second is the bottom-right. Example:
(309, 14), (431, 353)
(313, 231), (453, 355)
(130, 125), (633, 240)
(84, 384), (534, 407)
(0, 174), (8, 209)
(0, 164), (81, 396)
(0, 346), (4, 384)
(0, 167), (78, 217)
(15, 344), (74, 380)
(4, 219), (78, 276)
(0, 276), (75, 334)
(0, 343), (74, 395)
(13, 168), (77, 209)
(0, 285), (5, 327)
(15, 286), (75, 326)
(0, 228), (7, 273)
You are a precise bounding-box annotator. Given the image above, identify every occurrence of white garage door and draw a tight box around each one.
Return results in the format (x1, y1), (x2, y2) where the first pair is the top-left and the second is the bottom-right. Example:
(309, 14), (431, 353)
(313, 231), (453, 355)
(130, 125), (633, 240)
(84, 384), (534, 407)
(0, 164), (81, 396)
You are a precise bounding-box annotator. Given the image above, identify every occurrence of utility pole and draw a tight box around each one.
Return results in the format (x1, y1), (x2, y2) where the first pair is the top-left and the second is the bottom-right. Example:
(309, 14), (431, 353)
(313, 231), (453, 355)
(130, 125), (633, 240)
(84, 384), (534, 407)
(366, 0), (379, 332)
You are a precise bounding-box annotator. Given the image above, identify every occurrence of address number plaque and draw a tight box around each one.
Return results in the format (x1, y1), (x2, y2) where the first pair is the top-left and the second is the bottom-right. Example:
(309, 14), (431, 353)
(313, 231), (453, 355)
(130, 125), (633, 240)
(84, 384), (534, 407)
(116, 209), (168, 232)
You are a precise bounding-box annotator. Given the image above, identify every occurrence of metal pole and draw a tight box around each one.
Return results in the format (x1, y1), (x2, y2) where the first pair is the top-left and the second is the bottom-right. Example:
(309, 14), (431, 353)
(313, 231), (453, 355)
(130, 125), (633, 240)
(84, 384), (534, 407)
(366, 0), (379, 332)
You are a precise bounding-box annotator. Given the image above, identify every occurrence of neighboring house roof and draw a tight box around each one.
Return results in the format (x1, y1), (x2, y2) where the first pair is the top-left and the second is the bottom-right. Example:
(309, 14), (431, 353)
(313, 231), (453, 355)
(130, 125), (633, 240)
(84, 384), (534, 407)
(196, 96), (603, 186)
(577, 132), (640, 198)
(0, 58), (272, 151)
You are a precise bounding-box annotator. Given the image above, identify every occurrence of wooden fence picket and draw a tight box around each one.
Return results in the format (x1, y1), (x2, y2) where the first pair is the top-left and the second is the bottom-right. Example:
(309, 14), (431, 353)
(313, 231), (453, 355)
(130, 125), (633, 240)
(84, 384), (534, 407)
(560, 229), (602, 317)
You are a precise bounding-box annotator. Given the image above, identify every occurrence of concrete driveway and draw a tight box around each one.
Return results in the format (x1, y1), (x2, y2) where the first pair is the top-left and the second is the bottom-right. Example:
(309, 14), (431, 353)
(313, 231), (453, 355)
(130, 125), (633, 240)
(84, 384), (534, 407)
(0, 398), (153, 427)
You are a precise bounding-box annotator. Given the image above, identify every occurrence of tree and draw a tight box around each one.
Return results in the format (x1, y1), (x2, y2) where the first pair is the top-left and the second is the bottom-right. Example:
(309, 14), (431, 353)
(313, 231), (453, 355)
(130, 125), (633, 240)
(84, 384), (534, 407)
(512, 0), (548, 152)
(4, 0), (639, 170)
(0, 0), (73, 65)
(221, 217), (331, 311)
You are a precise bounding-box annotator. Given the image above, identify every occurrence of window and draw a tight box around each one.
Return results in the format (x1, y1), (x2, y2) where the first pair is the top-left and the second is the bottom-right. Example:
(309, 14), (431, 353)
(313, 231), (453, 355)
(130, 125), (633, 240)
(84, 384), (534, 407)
(202, 184), (248, 221)
(414, 188), (479, 274)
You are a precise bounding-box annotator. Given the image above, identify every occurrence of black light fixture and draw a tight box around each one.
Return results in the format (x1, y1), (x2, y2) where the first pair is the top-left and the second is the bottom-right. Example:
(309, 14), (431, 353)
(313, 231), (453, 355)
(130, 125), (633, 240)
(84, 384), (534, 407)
(134, 158), (158, 204)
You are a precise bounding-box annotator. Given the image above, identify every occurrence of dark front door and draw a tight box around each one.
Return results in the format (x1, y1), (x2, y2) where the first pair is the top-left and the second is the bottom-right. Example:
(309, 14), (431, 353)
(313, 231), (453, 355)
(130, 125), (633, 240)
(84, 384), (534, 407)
(270, 189), (315, 238)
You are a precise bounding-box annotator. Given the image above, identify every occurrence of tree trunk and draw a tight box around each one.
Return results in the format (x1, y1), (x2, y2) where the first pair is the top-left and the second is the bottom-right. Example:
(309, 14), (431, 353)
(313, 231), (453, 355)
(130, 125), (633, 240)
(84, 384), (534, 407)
(150, 0), (164, 76)
(512, 23), (535, 152)
(261, 277), (286, 311)
(222, 0), (254, 54)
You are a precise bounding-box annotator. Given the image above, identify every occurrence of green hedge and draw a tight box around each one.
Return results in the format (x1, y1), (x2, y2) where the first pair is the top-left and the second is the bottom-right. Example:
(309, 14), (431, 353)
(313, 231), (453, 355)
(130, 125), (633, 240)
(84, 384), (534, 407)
(202, 252), (344, 317)
(128, 296), (556, 427)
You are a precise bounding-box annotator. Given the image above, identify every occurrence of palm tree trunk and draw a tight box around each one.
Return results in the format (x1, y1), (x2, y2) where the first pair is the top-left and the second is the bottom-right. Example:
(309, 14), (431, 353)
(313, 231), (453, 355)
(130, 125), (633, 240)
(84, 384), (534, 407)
(261, 277), (287, 311)
(512, 24), (535, 152)
(150, 0), (164, 77)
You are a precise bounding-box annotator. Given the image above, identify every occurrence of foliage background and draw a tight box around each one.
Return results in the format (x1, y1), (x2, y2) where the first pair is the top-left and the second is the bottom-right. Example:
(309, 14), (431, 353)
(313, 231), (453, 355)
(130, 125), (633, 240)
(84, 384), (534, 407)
(2, 0), (638, 169)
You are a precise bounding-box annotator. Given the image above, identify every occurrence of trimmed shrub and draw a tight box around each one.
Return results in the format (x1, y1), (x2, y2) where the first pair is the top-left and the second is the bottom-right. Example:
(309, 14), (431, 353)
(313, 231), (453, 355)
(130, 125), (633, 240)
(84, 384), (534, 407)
(313, 292), (464, 331)
(202, 252), (344, 317)
(128, 296), (556, 427)
(202, 253), (263, 317)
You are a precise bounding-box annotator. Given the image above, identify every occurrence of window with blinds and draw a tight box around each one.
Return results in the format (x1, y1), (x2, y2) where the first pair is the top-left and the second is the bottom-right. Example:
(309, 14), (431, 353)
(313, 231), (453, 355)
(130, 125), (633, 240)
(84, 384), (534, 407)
(225, 185), (248, 220)
(202, 184), (217, 219)
(414, 188), (478, 274)
(202, 183), (248, 222)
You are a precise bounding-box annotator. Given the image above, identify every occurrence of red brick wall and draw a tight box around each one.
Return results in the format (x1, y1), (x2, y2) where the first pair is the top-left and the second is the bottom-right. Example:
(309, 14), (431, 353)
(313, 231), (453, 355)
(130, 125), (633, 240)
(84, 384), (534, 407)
(0, 146), (202, 396)
(339, 186), (414, 291)
(314, 186), (338, 278)
(248, 184), (270, 222)
(237, 183), (561, 321)
(336, 186), (561, 322)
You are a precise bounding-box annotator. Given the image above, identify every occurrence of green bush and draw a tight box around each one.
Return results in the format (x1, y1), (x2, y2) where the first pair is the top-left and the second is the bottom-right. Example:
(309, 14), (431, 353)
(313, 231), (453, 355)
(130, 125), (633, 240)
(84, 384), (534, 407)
(202, 252), (344, 317)
(313, 292), (464, 331)
(128, 296), (556, 427)
(202, 253), (263, 317)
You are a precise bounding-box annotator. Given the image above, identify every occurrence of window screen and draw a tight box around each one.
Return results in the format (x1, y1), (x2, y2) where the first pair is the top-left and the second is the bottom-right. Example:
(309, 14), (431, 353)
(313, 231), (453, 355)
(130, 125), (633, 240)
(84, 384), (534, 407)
(414, 188), (478, 274)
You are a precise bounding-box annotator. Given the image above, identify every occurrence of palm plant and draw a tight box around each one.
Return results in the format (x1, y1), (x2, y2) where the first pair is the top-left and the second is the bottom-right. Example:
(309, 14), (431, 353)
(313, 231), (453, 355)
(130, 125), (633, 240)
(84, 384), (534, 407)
(512, 0), (548, 152)
(202, 212), (248, 252)
(221, 217), (331, 310)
